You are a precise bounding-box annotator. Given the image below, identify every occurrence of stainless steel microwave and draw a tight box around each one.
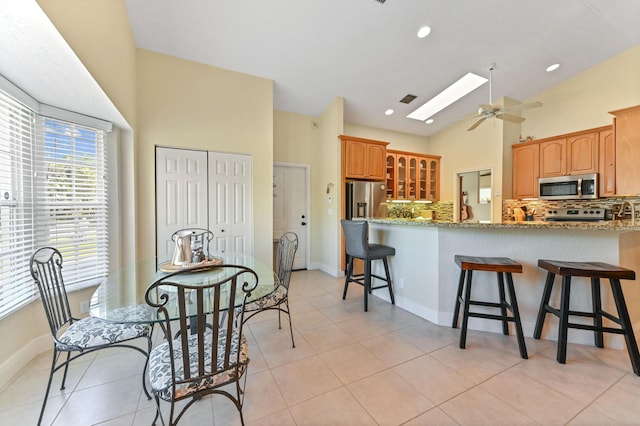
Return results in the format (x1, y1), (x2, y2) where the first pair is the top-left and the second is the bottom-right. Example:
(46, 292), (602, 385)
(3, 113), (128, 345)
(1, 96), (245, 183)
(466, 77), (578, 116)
(538, 173), (598, 200)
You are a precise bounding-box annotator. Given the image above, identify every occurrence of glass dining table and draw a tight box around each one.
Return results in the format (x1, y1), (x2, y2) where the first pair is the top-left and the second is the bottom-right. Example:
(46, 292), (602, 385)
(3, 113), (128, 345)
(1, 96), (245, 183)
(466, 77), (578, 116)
(90, 251), (278, 324)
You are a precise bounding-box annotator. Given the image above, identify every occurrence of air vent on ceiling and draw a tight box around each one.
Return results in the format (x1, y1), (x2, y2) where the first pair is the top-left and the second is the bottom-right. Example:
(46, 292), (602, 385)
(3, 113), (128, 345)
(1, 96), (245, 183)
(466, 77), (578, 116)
(399, 94), (417, 104)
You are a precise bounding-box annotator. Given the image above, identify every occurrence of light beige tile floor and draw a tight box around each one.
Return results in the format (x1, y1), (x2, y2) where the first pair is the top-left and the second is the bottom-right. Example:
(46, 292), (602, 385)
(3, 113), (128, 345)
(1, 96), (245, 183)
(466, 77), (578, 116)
(2, 269), (640, 425)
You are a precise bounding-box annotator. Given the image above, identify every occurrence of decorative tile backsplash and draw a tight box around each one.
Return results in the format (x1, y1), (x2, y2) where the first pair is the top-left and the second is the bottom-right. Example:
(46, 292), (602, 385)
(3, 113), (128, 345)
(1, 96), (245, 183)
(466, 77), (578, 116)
(386, 201), (454, 222)
(381, 198), (639, 223)
(502, 197), (640, 221)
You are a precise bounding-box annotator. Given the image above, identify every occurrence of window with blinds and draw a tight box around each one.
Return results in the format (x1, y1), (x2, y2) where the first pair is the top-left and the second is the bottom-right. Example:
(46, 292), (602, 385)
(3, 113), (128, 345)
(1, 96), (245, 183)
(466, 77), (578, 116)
(0, 90), (109, 318)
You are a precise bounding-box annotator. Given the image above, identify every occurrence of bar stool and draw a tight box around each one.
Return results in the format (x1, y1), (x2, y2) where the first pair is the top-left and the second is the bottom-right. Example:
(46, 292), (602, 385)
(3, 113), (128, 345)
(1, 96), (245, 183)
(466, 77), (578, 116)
(452, 255), (528, 359)
(533, 259), (640, 375)
(341, 219), (395, 312)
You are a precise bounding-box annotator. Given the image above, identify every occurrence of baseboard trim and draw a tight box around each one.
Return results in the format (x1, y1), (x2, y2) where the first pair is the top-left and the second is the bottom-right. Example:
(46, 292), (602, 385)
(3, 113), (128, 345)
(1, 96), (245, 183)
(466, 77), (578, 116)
(0, 334), (50, 391)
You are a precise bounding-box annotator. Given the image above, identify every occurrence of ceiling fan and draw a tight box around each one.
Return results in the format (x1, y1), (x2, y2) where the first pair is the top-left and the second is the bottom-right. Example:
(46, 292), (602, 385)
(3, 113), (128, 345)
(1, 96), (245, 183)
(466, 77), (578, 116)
(467, 64), (542, 131)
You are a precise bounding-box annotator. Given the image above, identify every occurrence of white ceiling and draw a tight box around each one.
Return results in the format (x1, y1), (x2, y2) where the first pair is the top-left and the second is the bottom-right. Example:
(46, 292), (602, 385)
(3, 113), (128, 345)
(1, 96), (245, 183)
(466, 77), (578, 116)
(2, 1), (639, 137)
(125, 0), (640, 137)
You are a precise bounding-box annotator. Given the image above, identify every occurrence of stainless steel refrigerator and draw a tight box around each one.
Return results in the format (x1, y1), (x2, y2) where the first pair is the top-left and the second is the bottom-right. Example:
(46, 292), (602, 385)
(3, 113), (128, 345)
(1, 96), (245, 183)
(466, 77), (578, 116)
(345, 181), (387, 219)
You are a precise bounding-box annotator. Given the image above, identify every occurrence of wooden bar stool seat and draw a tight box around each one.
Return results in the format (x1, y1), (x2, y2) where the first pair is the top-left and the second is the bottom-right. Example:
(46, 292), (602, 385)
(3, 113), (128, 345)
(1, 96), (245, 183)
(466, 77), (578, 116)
(452, 255), (528, 359)
(533, 259), (640, 375)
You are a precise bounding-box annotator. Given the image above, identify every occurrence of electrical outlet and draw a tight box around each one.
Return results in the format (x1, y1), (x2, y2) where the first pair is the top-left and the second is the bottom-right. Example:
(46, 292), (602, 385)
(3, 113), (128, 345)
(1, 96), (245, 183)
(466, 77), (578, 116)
(79, 300), (90, 314)
(399, 278), (404, 288)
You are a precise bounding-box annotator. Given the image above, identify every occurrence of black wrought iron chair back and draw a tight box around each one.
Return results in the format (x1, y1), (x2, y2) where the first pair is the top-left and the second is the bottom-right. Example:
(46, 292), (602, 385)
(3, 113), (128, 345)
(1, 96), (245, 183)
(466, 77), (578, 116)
(30, 247), (152, 426)
(171, 228), (215, 261)
(145, 264), (258, 425)
(243, 232), (298, 347)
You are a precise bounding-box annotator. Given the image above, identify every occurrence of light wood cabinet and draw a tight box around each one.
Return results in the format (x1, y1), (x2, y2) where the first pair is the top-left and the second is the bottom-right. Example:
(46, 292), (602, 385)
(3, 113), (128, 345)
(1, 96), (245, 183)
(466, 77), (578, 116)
(396, 154), (408, 199)
(610, 105), (640, 195)
(426, 156), (440, 200)
(385, 153), (396, 198)
(386, 150), (440, 201)
(598, 128), (615, 197)
(340, 135), (388, 180)
(539, 138), (566, 177)
(513, 143), (540, 198)
(539, 132), (598, 178)
(567, 132), (598, 175)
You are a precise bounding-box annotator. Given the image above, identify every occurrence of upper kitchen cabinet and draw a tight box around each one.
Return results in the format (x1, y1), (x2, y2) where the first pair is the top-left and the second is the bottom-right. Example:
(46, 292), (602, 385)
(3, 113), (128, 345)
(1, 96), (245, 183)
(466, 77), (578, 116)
(610, 105), (640, 195)
(385, 153), (396, 199)
(513, 142), (539, 198)
(426, 156), (440, 201)
(387, 149), (440, 201)
(340, 135), (388, 180)
(539, 138), (567, 177)
(539, 131), (598, 178)
(598, 127), (615, 197)
(567, 132), (598, 175)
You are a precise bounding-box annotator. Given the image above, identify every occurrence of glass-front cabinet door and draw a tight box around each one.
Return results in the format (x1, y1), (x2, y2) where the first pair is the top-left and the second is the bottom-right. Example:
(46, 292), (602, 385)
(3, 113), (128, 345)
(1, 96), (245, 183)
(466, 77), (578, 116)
(385, 153), (396, 199)
(408, 157), (417, 199)
(418, 157), (428, 199)
(397, 155), (407, 199)
(428, 157), (439, 200)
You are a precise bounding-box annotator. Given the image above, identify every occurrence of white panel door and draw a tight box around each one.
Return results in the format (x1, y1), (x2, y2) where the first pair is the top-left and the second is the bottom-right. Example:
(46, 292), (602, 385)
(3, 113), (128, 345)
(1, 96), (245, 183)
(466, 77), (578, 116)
(208, 152), (252, 255)
(273, 165), (308, 270)
(155, 147), (209, 261)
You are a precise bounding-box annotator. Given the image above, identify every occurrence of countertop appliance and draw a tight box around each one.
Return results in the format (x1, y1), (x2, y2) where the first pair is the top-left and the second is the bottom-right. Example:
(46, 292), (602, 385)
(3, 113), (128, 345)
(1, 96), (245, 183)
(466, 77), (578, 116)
(345, 181), (387, 219)
(545, 208), (605, 222)
(539, 173), (598, 200)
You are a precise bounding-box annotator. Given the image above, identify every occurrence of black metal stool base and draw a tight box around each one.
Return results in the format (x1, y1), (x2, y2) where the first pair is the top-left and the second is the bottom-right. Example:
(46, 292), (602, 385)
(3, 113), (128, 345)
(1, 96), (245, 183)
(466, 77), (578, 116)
(533, 259), (640, 376)
(452, 255), (528, 359)
(343, 255), (395, 312)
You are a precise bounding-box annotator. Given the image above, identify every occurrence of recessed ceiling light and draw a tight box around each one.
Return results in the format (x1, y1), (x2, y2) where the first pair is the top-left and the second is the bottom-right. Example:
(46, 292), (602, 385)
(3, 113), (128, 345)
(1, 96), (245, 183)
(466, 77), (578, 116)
(546, 63), (560, 72)
(425, 119), (434, 124)
(385, 109), (394, 115)
(417, 26), (431, 38)
(407, 72), (488, 121)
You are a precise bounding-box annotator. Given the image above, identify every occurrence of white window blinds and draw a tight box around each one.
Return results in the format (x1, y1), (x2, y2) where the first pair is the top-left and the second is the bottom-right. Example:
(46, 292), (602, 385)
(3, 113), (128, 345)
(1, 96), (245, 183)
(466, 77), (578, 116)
(0, 90), (109, 317)
(0, 91), (36, 316)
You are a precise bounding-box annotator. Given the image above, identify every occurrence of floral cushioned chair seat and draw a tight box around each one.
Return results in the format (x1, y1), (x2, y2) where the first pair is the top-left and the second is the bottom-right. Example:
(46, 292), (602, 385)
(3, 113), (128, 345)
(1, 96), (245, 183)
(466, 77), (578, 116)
(149, 328), (249, 401)
(56, 316), (151, 352)
(243, 284), (287, 312)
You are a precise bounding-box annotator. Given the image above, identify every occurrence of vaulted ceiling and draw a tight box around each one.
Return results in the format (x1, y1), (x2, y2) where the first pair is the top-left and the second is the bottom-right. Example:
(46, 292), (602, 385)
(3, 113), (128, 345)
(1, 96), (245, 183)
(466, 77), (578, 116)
(125, 0), (640, 136)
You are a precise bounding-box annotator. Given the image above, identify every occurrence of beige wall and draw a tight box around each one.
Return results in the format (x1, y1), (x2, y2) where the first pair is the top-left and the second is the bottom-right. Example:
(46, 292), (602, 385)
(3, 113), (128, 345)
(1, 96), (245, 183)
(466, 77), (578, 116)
(0, 0), (138, 375)
(37, 0), (137, 126)
(136, 49), (274, 265)
(318, 97), (345, 275)
(430, 46), (640, 205)
(344, 122), (430, 153)
(521, 45), (640, 139)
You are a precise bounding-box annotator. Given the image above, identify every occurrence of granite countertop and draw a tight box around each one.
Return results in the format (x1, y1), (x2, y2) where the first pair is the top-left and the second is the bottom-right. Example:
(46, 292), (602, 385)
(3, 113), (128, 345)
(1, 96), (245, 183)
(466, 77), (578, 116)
(367, 218), (640, 231)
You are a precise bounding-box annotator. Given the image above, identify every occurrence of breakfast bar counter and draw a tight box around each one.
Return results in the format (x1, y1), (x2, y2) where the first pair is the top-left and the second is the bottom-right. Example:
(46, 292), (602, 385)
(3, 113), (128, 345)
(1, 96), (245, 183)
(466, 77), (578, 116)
(362, 218), (640, 348)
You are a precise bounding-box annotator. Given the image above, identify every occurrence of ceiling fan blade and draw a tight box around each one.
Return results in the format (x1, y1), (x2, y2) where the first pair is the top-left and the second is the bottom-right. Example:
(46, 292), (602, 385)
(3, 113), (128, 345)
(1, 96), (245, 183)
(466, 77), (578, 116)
(497, 113), (526, 123)
(503, 101), (543, 112)
(467, 117), (487, 131)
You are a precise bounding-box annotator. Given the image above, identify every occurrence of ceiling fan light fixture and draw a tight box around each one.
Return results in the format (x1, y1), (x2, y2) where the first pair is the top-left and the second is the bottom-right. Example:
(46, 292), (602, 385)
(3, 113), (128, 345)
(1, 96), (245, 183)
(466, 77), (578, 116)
(417, 26), (431, 38)
(407, 72), (488, 121)
(546, 63), (560, 72)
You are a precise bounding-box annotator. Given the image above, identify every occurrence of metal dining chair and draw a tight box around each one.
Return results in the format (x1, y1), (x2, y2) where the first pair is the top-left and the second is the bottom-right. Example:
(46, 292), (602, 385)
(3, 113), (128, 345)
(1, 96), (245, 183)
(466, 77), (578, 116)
(243, 232), (298, 347)
(145, 263), (258, 425)
(30, 247), (152, 426)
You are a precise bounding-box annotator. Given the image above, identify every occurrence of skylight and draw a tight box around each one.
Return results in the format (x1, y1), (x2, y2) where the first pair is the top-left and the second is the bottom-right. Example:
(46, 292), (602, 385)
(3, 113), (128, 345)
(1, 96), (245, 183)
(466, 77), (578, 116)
(407, 72), (488, 121)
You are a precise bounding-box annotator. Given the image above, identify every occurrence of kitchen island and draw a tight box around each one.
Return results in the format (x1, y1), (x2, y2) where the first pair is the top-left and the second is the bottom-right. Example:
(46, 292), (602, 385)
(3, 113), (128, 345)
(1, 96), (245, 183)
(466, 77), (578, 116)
(363, 218), (640, 348)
